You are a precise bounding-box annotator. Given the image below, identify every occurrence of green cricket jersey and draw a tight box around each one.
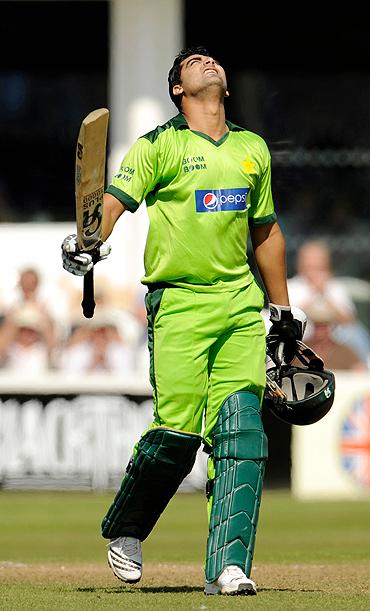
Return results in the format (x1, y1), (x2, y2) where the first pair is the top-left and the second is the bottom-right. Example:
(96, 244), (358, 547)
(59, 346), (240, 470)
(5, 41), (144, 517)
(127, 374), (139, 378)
(106, 113), (276, 291)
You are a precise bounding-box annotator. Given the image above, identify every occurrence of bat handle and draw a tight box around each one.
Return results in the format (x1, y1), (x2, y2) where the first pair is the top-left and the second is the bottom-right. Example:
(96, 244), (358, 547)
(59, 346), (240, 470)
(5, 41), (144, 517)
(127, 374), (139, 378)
(82, 268), (96, 318)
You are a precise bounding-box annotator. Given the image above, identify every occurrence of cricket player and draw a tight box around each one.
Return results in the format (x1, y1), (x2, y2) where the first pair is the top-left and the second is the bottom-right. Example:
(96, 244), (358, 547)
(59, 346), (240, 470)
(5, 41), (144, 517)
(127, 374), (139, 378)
(62, 46), (305, 596)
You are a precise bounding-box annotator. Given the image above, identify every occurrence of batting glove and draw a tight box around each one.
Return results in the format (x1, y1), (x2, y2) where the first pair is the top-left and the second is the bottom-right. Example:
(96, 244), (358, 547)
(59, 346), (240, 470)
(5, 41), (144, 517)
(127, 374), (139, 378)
(266, 304), (307, 364)
(61, 234), (111, 276)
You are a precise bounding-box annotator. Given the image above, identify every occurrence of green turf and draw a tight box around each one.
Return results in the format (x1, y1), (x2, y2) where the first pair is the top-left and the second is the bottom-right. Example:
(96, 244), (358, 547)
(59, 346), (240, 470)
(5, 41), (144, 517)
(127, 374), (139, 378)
(0, 490), (369, 610)
(1, 584), (369, 611)
(258, 492), (370, 564)
(0, 489), (369, 564)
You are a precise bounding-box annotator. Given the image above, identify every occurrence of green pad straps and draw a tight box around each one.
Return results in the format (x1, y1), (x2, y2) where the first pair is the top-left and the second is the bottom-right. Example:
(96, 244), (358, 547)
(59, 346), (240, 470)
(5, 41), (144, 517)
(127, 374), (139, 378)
(206, 391), (268, 583)
(101, 427), (201, 541)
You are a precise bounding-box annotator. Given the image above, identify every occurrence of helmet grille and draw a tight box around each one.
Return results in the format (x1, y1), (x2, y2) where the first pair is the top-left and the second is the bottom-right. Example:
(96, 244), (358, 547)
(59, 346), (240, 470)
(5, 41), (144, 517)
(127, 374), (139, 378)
(282, 372), (326, 401)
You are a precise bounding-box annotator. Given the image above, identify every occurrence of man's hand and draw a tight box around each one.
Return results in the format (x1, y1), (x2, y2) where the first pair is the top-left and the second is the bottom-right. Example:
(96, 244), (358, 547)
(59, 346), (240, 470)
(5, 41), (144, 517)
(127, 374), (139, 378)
(266, 304), (307, 364)
(61, 234), (111, 276)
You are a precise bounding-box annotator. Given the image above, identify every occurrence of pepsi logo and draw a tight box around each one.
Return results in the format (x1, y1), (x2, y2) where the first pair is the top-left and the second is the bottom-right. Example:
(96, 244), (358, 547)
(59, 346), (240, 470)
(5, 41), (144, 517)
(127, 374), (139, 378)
(195, 188), (250, 213)
(203, 192), (218, 210)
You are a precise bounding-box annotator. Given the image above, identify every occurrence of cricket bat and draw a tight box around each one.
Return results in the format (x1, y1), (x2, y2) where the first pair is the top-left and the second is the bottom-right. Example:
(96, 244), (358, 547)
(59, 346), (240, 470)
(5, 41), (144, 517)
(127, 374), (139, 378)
(75, 107), (109, 318)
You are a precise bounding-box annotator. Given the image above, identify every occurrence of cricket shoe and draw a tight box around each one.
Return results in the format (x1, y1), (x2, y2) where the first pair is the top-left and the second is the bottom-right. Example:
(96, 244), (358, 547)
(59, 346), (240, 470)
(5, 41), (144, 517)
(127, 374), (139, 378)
(107, 536), (142, 583)
(204, 565), (257, 596)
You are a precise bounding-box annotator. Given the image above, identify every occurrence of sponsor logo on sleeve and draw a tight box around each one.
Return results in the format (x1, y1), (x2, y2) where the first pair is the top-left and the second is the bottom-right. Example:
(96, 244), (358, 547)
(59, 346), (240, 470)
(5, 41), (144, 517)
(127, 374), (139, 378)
(195, 188), (249, 212)
(114, 165), (135, 183)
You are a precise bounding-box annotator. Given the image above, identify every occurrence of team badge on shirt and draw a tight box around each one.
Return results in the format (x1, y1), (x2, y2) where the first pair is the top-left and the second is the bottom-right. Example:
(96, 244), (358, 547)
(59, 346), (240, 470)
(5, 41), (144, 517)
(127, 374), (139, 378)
(195, 188), (249, 212)
(242, 158), (257, 173)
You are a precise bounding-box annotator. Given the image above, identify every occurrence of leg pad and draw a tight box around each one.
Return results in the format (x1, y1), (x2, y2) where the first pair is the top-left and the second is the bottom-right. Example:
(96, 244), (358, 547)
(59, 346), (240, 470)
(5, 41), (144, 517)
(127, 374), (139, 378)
(101, 427), (201, 540)
(206, 391), (268, 583)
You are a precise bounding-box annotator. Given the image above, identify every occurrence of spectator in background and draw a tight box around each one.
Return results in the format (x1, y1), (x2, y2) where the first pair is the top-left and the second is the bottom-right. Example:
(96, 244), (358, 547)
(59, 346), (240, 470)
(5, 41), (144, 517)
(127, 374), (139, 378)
(0, 303), (55, 372)
(304, 301), (367, 371)
(288, 239), (370, 367)
(4, 267), (59, 350)
(17, 268), (42, 303)
(65, 280), (143, 355)
(92, 284), (143, 353)
(59, 313), (135, 374)
(10, 267), (48, 310)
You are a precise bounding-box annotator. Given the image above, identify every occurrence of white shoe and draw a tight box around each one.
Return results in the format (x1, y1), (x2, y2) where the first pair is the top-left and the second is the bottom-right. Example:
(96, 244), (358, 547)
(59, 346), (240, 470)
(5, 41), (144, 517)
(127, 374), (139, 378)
(204, 565), (257, 596)
(107, 536), (142, 583)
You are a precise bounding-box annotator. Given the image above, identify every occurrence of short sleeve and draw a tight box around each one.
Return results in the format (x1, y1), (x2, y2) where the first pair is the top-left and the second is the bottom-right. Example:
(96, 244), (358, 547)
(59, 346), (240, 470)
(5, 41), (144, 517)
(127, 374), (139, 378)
(106, 137), (159, 212)
(248, 142), (277, 226)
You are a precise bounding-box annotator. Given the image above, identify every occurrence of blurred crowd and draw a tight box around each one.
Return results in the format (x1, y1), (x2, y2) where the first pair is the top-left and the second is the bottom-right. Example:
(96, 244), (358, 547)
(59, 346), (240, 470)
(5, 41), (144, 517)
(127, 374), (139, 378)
(262, 239), (370, 372)
(0, 267), (149, 376)
(0, 239), (369, 377)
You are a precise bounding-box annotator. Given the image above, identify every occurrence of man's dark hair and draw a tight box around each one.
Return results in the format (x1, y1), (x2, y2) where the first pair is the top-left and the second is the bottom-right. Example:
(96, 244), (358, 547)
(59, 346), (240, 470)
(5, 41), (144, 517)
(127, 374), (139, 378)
(168, 46), (211, 111)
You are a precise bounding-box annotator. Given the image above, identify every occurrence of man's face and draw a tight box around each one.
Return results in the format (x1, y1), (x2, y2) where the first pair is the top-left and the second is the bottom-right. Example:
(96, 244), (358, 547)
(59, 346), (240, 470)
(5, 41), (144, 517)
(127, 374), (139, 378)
(20, 271), (39, 293)
(298, 245), (331, 290)
(174, 54), (228, 100)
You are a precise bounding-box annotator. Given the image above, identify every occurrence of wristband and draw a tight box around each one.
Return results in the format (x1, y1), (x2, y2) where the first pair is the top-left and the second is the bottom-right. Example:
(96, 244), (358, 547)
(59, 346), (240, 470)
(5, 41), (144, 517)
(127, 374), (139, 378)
(269, 303), (292, 322)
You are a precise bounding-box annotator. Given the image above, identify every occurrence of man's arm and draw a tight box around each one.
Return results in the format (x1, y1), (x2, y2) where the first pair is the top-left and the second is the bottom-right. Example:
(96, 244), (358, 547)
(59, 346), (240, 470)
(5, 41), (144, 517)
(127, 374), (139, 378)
(250, 221), (307, 363)
(102, 192), (128, 241)
(249, 221), (290, 305)
(61, 192), (126, 277)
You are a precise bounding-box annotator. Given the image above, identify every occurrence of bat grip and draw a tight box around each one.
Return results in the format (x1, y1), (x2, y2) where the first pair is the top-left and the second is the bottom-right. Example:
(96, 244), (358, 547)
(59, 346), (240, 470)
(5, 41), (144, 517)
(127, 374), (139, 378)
(82, 268), (95, 318)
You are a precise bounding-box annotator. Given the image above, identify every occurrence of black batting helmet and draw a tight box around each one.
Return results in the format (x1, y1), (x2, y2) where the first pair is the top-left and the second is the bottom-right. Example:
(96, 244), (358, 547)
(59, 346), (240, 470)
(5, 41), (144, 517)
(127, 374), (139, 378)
(264, 341), (335, 426)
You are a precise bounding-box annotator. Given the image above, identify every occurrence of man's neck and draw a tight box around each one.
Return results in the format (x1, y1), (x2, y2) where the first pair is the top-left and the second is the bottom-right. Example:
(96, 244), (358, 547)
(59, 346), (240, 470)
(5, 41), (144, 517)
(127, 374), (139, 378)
(182, 99), (228, 141)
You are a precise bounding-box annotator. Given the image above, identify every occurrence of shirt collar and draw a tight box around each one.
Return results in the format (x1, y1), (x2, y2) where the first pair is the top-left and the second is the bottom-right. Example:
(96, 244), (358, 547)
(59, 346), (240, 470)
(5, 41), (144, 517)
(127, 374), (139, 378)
(171, 113), (245, 133)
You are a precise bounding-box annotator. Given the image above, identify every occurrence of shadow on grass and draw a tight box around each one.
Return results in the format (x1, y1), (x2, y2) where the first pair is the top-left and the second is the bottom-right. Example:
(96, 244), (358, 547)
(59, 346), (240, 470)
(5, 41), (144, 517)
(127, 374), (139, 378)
(77, 585), (321, 594)
(77, 585), (204, 594)
(259, 588), (322, 593)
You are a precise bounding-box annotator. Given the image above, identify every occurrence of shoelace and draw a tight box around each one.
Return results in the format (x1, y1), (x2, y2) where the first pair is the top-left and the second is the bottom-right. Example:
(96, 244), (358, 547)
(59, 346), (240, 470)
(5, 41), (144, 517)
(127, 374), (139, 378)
(109, 537), (139, 557)
(223, 566), (245, 579)
(122, 539), (139, 557)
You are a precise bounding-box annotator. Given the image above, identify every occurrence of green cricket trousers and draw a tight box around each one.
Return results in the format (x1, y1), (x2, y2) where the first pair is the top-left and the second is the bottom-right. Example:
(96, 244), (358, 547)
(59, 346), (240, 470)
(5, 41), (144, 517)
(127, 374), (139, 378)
(145, 280), (267, 446)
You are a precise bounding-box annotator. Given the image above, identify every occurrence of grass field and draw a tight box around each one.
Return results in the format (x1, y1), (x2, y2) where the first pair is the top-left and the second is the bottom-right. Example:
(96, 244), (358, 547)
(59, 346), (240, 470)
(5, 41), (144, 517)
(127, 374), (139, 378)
(0, 490), (369, 609)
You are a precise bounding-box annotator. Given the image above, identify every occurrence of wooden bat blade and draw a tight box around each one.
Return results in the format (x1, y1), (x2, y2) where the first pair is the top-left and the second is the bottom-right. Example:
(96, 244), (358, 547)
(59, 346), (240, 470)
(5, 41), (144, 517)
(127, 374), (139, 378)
(75, 107), (109, 251)
(75, 107), (109, 318)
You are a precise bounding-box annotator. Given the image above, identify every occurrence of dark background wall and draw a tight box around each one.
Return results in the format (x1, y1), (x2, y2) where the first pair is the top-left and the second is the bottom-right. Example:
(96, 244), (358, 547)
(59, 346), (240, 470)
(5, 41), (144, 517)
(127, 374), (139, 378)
(0, 0), (109, 222)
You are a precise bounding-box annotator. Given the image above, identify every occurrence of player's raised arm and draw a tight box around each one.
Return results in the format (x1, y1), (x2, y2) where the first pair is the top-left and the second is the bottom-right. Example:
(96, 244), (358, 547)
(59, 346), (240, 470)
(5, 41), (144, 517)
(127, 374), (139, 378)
(101, 192), (127, 241)
(61, 192), (125, 279)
